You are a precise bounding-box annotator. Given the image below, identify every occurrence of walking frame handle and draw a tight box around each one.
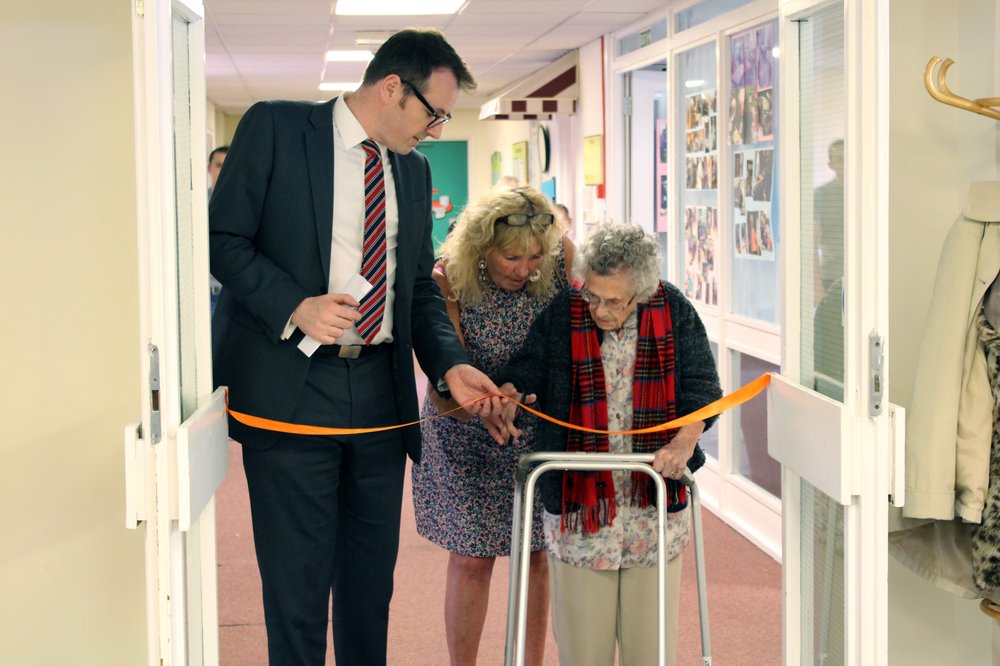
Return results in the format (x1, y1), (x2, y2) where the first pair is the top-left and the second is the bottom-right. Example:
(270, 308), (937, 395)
(505, 452), (712, 666)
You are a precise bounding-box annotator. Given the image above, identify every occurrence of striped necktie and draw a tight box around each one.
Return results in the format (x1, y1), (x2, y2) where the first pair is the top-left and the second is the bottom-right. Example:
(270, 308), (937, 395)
(356, 139), (387, 343)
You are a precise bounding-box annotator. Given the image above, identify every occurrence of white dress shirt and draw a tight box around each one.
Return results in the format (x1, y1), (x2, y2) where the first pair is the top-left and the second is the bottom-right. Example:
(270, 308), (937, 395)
(283, 97), (398, 345)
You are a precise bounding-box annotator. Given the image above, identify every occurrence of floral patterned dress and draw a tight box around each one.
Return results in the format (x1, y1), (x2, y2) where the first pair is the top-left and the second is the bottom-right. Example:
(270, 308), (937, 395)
(543, 310), (691, 569)
(412, 255), (566, 557)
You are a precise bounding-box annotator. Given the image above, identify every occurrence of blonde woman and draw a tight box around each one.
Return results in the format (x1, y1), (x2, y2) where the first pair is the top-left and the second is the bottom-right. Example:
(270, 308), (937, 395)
(412, 186), (573, 665)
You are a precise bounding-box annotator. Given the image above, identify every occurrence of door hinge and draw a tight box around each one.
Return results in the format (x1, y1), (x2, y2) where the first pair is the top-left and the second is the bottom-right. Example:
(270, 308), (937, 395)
(148, 342), (162, 444)
(869, 333), (884, 417)
(135, 0), (144, 16)
(624, 96), (632, 116)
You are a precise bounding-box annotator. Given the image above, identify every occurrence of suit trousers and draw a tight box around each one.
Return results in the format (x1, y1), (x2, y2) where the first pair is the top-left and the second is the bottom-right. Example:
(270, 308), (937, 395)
(548, 553), (683, 666)
(242, 348), (406, 666)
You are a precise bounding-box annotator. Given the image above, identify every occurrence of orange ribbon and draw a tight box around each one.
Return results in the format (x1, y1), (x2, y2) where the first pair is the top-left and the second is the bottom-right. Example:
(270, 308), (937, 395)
(227, 373), (773, 438)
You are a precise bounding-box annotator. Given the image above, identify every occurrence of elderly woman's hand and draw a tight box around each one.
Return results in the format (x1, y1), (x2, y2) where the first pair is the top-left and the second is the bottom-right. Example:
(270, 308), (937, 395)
(482, 383), (535, 445)
(650, 422), (705, 479)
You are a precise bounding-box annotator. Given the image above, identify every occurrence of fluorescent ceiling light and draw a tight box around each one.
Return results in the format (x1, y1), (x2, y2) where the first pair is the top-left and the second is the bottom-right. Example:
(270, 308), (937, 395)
(335, 0), (465, 15)
(684, 79), (705, 88)
(356, 31), (393, 46)
(320, 82), (360, 92)
(326, 50), (374, 62)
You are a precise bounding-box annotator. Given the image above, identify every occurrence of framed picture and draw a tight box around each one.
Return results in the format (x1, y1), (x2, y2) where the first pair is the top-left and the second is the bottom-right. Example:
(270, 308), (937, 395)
(583, 134), (603, 186)
(512, 141), (528, 184)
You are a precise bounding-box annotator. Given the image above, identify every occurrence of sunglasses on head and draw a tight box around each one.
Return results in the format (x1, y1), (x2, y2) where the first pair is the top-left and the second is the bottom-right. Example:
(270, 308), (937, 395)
(495, 189), (555, 226)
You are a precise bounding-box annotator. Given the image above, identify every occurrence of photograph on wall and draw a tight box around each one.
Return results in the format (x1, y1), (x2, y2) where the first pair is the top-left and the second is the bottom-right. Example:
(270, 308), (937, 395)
(751, 148), (773, 201)
(683, 205), (718, 306)
(655, 118), (668, 232)
(745, 211), (775, 260)
(756, 23), (774, 89)
(729, 24), (775, 145)
(684, 89), (718, 191)
(732, 146), (775, 261)
(731, 34), (745, 88)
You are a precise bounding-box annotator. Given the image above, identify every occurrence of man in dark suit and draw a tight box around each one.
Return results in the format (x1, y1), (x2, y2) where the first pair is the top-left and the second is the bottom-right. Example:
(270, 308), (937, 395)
(209, 28), (502, 666)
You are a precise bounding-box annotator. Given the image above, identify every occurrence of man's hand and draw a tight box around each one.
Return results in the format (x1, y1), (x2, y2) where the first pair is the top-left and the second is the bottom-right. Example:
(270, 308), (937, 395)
(442, 364), (504, 416)
(291, 293), (362, 344)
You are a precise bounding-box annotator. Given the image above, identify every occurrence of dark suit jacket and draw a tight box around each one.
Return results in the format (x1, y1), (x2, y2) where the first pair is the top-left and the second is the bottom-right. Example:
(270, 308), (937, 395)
(209, 98), (467, 460)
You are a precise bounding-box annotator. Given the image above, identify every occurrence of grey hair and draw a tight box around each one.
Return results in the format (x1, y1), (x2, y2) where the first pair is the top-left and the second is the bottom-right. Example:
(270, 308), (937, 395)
(575, 221), (662, 302)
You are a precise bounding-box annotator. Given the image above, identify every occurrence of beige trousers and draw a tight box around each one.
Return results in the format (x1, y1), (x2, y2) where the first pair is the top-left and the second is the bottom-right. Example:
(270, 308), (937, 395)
(547, 554), (683, 666)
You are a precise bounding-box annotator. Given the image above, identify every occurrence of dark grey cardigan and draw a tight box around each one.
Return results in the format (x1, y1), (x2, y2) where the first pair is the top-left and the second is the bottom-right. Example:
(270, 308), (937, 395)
(496, 282), (722, 514)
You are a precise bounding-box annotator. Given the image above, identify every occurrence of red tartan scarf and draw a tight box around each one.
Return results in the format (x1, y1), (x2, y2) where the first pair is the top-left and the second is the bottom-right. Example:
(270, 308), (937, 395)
(563, 283), (687, 534)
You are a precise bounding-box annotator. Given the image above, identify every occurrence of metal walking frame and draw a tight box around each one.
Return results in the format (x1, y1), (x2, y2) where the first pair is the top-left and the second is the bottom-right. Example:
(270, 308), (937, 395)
(504, 452), (712, 666)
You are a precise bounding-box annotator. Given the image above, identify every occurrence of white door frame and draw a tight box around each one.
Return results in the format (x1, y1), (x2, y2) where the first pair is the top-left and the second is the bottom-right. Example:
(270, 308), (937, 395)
(127, 0), (223, 663)
(775, 0), (891, 663)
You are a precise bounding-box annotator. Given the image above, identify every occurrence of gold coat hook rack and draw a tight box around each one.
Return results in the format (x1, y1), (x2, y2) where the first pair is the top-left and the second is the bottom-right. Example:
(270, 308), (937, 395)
(924, 56), (1000, 121)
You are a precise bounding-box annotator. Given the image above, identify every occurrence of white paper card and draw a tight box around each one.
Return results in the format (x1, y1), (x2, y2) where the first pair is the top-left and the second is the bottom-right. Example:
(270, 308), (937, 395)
(297, 274), (374, 357)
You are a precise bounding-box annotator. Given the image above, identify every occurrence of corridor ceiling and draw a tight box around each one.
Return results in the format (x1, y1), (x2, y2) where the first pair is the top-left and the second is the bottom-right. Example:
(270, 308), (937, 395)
(204, 0), (665, 114)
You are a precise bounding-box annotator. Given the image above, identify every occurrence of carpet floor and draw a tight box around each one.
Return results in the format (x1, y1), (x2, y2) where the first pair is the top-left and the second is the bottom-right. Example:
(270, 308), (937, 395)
(216, 376), (781, 665)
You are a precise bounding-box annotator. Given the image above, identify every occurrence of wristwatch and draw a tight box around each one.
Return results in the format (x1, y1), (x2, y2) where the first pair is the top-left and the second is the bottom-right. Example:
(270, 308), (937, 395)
(436, 377), (452, 401)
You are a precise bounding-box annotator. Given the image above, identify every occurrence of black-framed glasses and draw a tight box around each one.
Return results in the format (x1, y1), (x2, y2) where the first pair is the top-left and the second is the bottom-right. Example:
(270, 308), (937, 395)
(400, 79), (452, 129)
(496, 188), (555, 226)
(580, 288), (637, 313)
(495, 212), (555, 226)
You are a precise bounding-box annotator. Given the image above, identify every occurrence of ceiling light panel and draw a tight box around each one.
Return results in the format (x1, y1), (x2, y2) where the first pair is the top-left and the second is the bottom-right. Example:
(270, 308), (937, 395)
(334, 0), (465, 16)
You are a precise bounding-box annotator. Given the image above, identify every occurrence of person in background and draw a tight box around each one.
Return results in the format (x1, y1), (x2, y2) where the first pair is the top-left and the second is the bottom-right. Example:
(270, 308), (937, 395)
(492, 221), (722, 666)
(207, 145), (228, 197)
(495, 174), (519, 189)
(413, 185), (574, 665)
(813, 138), (845, 391)
(207, 145), (228, 311)
(209, 28), (504, 666)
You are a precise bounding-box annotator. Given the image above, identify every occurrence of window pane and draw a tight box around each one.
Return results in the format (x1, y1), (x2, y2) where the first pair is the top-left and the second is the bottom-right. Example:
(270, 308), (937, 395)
(676, 0), (757, 32)
(699, 342), (720, 460)
(731, 351), (780, 497)
(677, 41), (719, 308)
(799, 5), (846, 401)
(729, 20), (779, 323)
(618, 18), (668, 56)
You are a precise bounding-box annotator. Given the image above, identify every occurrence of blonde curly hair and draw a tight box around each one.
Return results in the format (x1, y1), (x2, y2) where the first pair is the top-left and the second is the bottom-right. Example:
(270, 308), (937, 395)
(438, 186), (566, 307)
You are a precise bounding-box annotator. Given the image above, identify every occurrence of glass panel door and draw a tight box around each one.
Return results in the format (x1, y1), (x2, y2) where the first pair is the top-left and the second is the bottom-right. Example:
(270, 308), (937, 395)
(796, 5), (847, 663)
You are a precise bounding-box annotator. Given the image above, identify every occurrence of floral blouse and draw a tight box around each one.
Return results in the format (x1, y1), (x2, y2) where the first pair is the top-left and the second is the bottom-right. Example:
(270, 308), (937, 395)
(543, 309), (691, 569)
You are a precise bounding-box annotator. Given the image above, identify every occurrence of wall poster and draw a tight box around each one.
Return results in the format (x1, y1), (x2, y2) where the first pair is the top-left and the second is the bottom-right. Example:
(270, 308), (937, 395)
(490, 150), (502, 186)
(414, 140), (468, 253)
(511, 141), (528, 185)
(655, 118), (668, 232)
(684, 204), (718, 306)
(583, 134), (604, 186)
(683, 88), (718, 192)
(730, 22), (776, 262)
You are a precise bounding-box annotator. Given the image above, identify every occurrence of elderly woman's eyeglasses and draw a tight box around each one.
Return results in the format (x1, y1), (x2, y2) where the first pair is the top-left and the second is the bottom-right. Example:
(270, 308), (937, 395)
(400, 79), (452, 129)
(580, 289), (636, 313)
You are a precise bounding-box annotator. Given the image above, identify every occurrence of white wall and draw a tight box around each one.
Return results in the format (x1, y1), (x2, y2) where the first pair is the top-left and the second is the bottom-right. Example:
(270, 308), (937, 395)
(0, 1), (147, 664)
(888, 0), (1000, 663)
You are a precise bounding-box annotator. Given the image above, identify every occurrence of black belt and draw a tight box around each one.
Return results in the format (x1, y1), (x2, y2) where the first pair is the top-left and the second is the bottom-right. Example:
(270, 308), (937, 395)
(314, 342), (391, 359)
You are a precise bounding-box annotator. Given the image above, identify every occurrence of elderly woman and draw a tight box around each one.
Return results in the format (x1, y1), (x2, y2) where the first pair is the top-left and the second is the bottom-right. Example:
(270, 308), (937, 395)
(495, 221), (721, 666)
(412, 186), (573, 665)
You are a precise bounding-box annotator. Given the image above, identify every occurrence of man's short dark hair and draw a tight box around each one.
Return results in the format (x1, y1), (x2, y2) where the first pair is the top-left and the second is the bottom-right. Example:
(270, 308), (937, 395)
(362, 28), (476, 94)
(209, 145), (229, 162)
(828, 139), (844, 161)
